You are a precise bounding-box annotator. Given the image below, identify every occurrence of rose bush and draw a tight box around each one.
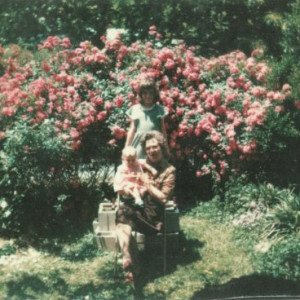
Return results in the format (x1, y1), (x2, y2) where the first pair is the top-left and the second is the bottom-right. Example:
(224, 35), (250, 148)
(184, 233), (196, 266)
(0, 27), (299, 234)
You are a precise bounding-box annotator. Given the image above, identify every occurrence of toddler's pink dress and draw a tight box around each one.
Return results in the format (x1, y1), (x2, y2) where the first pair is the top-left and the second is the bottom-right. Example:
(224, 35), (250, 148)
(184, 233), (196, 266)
(114, 161), (147, 197)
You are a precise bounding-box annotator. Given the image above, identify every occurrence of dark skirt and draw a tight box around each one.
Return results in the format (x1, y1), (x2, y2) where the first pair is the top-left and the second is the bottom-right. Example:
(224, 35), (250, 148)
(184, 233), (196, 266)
(116, 194), (164, 234)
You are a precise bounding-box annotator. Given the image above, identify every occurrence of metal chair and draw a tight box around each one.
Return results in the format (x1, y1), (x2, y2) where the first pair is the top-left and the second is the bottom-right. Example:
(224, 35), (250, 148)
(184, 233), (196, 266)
(113, 198), (177, 276)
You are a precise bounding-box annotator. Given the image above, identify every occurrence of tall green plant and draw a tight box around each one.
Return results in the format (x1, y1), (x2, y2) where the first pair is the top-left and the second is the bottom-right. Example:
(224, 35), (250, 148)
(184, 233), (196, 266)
(262, 191), (300, 240)
(0, 120), (81, 234)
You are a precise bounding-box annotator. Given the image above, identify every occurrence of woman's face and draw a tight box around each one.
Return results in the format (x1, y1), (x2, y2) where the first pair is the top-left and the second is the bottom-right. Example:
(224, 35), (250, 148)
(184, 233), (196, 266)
(141, 89), (155, 107)
(145, 138), (162, 163)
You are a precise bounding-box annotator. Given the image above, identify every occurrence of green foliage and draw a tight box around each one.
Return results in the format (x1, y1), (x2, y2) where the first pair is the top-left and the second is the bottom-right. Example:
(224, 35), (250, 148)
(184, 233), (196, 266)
(0, 120), (71, 235)
(252, 109), (300, 153)
(60, 232), (101, 261)
(255, 234), (300, 281)
(0, 0), (111, 49)
(0, 0), (294, 57)
(261, 190), (300, 240)
(217, 178), (300, 229)
(267, 1), (300, 103)
(184, 195), (222, 219)
(223, 177), (284, 214)
(225, 180), (300, 280)
(97, 0), (291, 57)
(0, 243), (16, 256)
(0, 119), (111, 236)
(186, 183), (300, 283)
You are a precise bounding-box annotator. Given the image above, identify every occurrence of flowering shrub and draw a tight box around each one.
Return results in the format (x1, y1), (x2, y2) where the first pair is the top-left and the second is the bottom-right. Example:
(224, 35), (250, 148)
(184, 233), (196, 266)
(0, 27), (299, 234)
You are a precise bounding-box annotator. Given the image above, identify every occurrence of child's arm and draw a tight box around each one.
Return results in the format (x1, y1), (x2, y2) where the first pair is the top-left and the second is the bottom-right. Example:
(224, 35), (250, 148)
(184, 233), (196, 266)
(160, 118), (170, 156)
(161, 117), (167, 141)
(125, 121), (136, 147)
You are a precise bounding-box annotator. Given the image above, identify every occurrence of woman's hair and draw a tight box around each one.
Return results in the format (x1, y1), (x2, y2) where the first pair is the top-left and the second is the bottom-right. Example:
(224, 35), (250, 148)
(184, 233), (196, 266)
(137, 78), (160, 104)
(140, 130), (167, 158)
(122, 146), (137, 158)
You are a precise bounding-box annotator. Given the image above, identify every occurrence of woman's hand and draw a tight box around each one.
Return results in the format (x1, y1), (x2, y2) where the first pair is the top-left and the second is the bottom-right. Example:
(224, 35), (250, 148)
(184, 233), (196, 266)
(140, 174), (167, 204)
(139, 173), (154, 189)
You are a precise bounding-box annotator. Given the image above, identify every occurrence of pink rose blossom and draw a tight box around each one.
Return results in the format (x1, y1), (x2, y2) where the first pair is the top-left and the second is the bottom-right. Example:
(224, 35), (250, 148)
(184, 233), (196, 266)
(274, 105), (284, 113)
(114, 95), (124, 108)
(165, 59), (175, 70)
(211, 131), (221, 144)
(70, 129), (80, 139)
(108, 139), (116, 145)
(294, 101), (300, 109)
(196, 171), (202, 177)
(112, 126), (126, 140)
(149, 25), (157, 35)
(251, 48), (264, 57)
(104, 101), (113, 110)
(282, 84), (291, 91)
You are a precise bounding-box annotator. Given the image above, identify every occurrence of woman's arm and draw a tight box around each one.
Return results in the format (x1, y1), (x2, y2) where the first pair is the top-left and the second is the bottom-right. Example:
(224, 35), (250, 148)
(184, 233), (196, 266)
(125, 121), (136, 147)
(145, 178), (167, 204)
(140, 168), (175, 205)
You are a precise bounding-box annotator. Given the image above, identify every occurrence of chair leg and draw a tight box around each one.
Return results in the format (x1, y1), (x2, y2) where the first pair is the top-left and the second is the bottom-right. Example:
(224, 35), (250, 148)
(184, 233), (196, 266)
(163, 210), (167, 275)
(114, 196), (121, 277)
(114, 234), (120, 277)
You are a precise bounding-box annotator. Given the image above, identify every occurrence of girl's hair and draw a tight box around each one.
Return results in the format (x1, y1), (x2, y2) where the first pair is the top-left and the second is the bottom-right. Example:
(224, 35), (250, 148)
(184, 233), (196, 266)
(122, 146), (137, 158)
(140, 130), (168, 158)
(137, 78), (160, 104)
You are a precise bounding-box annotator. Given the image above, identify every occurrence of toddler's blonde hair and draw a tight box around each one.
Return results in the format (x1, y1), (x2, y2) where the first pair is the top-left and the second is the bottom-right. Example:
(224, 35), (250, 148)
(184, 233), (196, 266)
(122, 146), (137, 158)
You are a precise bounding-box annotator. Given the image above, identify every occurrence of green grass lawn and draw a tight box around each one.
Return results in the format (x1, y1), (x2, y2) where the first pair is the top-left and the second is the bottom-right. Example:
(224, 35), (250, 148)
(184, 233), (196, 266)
(0, 207), (298, 300)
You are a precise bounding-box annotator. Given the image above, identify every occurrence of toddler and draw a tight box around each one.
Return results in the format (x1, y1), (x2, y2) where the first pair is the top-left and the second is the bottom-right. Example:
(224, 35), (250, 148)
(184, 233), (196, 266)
(114, 146), (157, 206)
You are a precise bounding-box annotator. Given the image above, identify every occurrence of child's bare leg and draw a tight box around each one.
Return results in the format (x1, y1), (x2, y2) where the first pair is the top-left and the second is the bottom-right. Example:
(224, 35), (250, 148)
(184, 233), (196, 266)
(132, 187), (143, 206)
(127, 187), (138, 199)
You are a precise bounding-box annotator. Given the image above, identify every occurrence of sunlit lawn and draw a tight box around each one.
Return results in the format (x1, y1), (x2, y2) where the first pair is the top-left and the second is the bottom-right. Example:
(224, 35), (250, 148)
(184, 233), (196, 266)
(0, 209), (257, 300)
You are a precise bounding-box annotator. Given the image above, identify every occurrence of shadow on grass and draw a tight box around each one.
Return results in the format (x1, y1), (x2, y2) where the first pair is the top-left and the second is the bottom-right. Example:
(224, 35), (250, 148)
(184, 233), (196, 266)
(94, 261), (137, 300)
(14, 221), (91, 253)
(6, 266), (135, 300)
(14, 225), (102, 262)
(6, 265), (136, 300)
(5, 271), (71, 299)
(93, 232), (204, 299)
(134, 232), (204, 299)
(5, 273), (50, 299)
(191, 274), (300, 300)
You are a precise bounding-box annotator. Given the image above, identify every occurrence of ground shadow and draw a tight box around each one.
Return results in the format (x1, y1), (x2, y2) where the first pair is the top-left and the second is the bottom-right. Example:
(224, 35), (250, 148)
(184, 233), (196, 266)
(95, 232), (204, 299)
(133, 232), (204, 299)
(191, 274), (300, 300)
(5, 273), (49, 299)
(96, 261), (136, 299)
(13, 226), (101, 263)
(141, 231), (203, 276)
(4, 271), (69, 299)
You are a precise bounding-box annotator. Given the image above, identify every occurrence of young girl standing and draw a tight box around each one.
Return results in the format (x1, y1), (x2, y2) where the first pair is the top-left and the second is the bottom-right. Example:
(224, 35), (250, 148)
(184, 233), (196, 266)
(125, 78), (169, 158)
